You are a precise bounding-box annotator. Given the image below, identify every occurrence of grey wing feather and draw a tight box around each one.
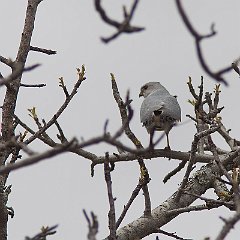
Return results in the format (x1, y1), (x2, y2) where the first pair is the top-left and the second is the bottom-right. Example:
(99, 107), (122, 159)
(140, 90), (181, 125)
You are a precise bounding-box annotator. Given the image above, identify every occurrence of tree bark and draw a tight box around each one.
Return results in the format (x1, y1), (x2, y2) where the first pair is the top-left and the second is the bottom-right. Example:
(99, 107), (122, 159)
(0, 1), (41, 239)
(104, 163), (217, 240)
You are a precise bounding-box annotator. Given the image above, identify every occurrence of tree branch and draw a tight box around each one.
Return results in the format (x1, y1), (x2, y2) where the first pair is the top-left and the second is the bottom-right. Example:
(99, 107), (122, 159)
(24, 66), (86, 145)
(20, 83), (46, 88)
(83, 210), (98, 240)
(104, 153), (117, 240)
(216, 212), (240, 240)
(94, 0), (144, 43)
(104, 163), (220, 240)
(0, 140), (76, 175)
(175, 0), (232, 85)
(110, 73), (152, 216)
(25, 225), (58, 240)
(30, 46), (57, 55)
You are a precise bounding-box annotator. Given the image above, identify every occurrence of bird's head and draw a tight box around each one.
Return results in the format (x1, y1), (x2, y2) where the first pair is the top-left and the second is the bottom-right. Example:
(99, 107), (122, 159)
(139, 82), (163, 98)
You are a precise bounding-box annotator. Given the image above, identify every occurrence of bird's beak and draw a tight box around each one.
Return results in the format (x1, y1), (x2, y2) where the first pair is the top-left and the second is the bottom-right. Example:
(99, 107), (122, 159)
(139, 91), (143, 98)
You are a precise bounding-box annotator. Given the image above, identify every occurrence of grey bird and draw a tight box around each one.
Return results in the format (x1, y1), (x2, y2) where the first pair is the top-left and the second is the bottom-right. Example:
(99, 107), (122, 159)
(139, 82), (181, 149)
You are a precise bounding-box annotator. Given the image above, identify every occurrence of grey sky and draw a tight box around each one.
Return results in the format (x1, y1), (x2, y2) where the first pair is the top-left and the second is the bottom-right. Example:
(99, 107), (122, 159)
(1, 0), (240, 239)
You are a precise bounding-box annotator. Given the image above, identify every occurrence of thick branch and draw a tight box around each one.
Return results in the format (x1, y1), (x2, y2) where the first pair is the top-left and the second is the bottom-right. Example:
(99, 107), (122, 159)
(104, 163), (219, 240)
(0, 1), (42, 239)
(2, 0), (41, 142)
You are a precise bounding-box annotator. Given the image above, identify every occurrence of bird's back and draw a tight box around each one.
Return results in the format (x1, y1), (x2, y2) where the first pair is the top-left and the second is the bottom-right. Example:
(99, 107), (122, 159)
(140, 89), (181, 126)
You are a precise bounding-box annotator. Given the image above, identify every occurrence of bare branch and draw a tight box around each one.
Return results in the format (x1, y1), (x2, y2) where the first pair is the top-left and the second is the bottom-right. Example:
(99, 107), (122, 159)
(163, 160), (187, 183)
(96, 149), (215, 165)
(155, 228), (190, 240)
(104, 152), (117, 240)
(25, 225), (58, 240)
(83, 210), (98, 240)
(175, 125), (220, 201)
(175, 0), (232, 85)
(0, 56), (14, 68)
(217, 121), (236, 150)
(24, 66), (86, 145)
(14, 114), (56, 147)
(110, 73), (152, 216)
(23, 63), (41, 72)
(0, 139), (77, 175)
(0, 1), (43, 236)
(216, 212), (240, 240)
(95, 0), (144, 43)
(20, 83), (46, 88)
(208, 136), (233, 183)
(0, 64), (41, 88)
(107, 162), (223, 240)
(30, 46), (57, 55)
(116, 182), (142, 229)
(55, 120), (68, 143)
(183, 191), (235, 210)
(58, 77), (70, 98)
(2, 0), (42, 138)
(167, 204), (215, 216)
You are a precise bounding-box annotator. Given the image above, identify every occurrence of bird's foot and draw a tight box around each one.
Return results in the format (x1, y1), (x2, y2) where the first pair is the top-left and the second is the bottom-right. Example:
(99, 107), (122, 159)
(164, 145), (171, 151)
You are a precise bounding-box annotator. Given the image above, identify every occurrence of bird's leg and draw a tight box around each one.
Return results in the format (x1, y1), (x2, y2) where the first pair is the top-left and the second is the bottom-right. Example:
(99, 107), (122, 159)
(149, 129), (155, 149)
(165, 132), (171, 150)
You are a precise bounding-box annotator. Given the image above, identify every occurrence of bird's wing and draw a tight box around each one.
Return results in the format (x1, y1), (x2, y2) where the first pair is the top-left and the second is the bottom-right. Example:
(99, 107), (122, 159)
(162, 95), (181, 121)
(140, 91), (181, 125)
(140, 95), (165, 124)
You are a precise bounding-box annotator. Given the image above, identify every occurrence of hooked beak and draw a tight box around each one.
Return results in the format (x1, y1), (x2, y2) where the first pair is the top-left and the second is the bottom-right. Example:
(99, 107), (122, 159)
(139, 91), (143, 98)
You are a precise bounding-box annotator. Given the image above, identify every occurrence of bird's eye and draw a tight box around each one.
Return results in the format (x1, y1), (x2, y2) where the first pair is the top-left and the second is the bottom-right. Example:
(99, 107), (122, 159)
(143, 85), (148, 90)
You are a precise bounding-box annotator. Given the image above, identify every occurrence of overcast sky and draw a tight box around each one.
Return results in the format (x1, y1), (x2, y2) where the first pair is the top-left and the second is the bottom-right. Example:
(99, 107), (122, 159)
(1, 0), (240, 239)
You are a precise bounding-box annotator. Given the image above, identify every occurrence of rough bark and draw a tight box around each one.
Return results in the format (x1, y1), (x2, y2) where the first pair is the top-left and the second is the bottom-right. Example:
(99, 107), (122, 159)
(104, 162), (218, 240)
(0, 1), (41, 239)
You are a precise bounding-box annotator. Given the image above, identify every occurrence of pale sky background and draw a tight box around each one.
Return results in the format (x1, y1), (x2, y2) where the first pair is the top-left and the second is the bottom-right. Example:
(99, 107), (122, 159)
(1, 0), (240, 239)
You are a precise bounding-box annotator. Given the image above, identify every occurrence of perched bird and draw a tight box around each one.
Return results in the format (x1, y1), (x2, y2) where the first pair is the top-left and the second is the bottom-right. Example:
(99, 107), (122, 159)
(139, 82), (181, 149)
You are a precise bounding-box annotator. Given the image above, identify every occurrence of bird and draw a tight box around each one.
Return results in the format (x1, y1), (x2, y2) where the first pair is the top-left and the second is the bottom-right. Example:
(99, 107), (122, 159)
(139, 82), (181, 149)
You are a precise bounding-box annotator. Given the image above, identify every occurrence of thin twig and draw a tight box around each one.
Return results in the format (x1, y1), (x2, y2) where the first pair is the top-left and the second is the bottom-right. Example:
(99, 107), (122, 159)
(163, 160), (187, 183)
(155, 228), (190, 240)
(0, 63), (40, 87)
(55, 119), (68, 143)
(20, 83), (46, 88)
(116, 182), (142, 229)
(167, 204), (215, 216)
(25, 225), (58, 240)
(104, 152), (117, 240)
(24, 66), (86, 145)
(30, 46), (57, 55)
(110, 73), (152, 216)
(83, 210), (98, 240)
(175, 125), (220, 201)
(215, 212), (240, 240)
(0, 56), (14, 67)
(0, 139), (76, 174)
(183, 191), (235, 210)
